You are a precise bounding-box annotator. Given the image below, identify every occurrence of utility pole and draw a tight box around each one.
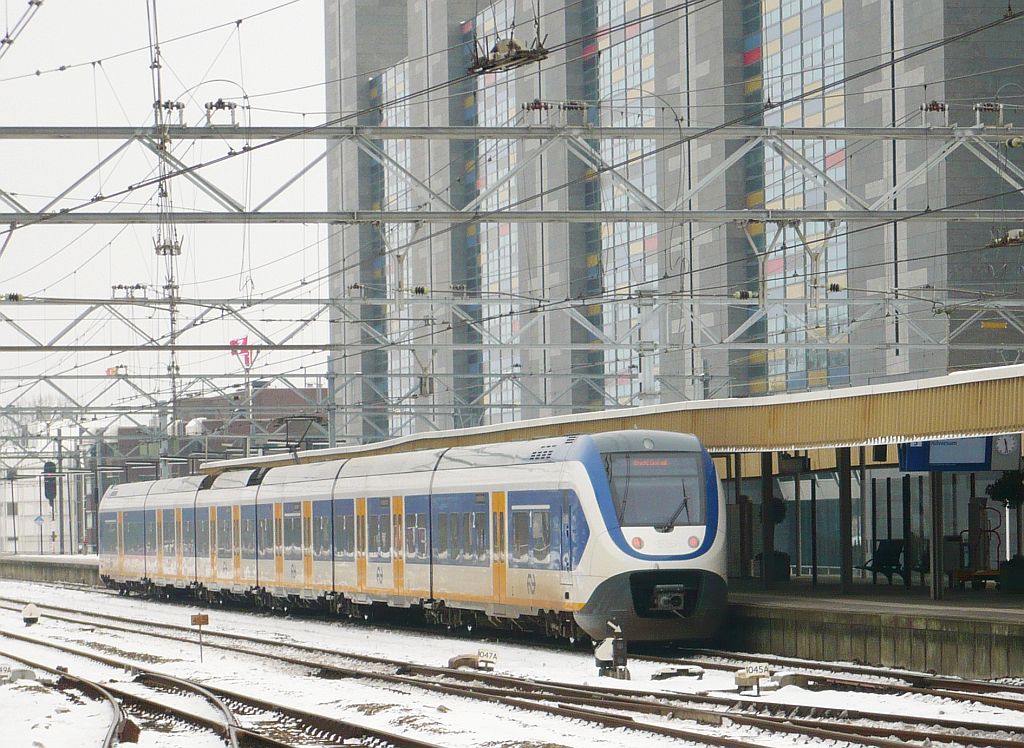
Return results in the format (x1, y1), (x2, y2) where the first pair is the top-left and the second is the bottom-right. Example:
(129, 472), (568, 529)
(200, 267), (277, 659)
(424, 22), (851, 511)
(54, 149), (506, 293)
(8, 471), (16, 554)
(327, 357), (337, 448)
(148, 0), (182, 476)
(56, 428), (64, 554)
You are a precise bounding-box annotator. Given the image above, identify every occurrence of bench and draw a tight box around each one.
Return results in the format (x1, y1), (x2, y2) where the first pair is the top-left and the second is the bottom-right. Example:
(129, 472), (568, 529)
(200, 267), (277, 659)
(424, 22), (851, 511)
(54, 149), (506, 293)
(856, 538), (906, 584)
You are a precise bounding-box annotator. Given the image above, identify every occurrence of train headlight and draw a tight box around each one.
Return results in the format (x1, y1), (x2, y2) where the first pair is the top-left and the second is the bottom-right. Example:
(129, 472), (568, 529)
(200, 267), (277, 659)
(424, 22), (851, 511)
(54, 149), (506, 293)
(631, 537), (644, 550)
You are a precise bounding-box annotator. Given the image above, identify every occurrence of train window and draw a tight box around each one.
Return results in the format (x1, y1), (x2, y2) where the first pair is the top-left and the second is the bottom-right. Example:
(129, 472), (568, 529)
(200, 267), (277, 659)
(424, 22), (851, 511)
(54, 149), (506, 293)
(196, 511), (210, 557)
(144, 511), (157, 556)
(233, 513), (241, 558)
(531, 512), (551, 564)
(405, 512), (426, 560)
(415, 513), (425, 557)
(449, 514), (461, 560)
(182, 509), (195, 557)
(217, 506), (232, 558)
(256, 505), (273, 560)
(313, 503), (331, 561)
(462, 513), (473, 560)
(378, 514), (391, 559)
(333, 505), (353, 558)
(162, 509), (176, 557)
(303, 512), (313, 557)
(405, 523), (416, 558)
(393, 513), (402, 556)
(345, 514), (355, 556)
(605, 452), (706, 528)
(499, 512), (505, 556)
(511, 511), (530, 562)
(367, 515), (379, 555)
(122, 514), (135, 554)
(474, 512), (487, 561)
(356, 515), (365, 553)
(99, 513), (118, 554)
(241, 506), (257, 561)
(436, 513), (449, 560)
(283, 502), (302, 561)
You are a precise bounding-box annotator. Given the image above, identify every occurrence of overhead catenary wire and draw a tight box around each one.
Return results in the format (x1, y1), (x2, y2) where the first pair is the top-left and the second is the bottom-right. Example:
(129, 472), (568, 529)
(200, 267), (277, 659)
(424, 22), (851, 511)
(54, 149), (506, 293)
(2, 0), (1024, 420)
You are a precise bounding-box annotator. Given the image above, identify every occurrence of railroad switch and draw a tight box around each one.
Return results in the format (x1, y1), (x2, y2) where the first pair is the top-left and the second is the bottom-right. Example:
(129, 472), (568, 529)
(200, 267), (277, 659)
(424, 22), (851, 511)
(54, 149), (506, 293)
(652, 665), (704, 681)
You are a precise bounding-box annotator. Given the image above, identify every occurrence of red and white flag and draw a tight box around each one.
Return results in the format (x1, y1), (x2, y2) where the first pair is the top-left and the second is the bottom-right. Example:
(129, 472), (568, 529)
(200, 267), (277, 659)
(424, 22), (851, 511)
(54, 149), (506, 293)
(230, 336), (257, 369)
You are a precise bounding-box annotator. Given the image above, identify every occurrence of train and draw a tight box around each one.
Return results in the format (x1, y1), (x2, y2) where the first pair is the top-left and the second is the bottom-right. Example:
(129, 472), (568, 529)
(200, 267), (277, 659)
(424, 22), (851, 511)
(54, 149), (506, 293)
(98, 429), (727, 642)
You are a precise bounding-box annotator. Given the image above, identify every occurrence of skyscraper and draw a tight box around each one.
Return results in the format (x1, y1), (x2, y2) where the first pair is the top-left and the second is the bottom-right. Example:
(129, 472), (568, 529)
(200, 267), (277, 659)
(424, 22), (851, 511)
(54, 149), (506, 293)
(325, 0), (1024, 442)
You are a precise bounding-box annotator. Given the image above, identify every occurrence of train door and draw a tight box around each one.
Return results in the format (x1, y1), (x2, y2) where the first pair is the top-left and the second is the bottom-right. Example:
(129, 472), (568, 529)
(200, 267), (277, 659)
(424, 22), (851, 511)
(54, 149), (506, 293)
(174, 507), (183, 579)
(355, 497), (367, 590)
(491, 491), (506, 603)
(160, 509), (175, 579)
(392, 496), (404, 595)
(366, 497), (393, 591)
(559, 491), (573, 588)
(116, 512), (124, 576)
(274, 503), (284, 584)
(232, 504), (241, 585)
(155, 510), (163, 578)
(144, 509), (157, 579)
(302, 500), (313, 589)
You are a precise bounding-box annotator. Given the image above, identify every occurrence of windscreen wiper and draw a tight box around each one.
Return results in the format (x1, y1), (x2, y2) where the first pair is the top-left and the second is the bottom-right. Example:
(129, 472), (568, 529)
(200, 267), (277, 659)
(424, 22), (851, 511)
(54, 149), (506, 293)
(610, 457), (631, 524)
(656, 495), (689, 533)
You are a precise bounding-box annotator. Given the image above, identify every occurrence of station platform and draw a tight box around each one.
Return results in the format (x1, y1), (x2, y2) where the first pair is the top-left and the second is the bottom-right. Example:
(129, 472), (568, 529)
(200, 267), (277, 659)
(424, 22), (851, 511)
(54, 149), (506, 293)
(0, 554), (99, 587)
(723, 576), (1024, 679)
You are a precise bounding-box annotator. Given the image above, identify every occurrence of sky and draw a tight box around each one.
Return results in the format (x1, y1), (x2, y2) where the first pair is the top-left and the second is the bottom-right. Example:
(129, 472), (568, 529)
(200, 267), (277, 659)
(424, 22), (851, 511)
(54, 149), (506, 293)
(0, 0), (330, 417)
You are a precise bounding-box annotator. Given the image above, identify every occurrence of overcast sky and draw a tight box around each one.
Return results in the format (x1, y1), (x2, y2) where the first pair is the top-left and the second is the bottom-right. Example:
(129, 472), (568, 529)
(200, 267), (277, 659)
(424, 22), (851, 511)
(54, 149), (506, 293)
(0, 1), (330, 409)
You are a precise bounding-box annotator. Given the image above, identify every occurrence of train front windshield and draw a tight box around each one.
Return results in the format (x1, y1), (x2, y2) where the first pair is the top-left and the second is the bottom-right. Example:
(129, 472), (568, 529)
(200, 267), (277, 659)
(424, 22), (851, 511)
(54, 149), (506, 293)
(605, 452), (706, 529)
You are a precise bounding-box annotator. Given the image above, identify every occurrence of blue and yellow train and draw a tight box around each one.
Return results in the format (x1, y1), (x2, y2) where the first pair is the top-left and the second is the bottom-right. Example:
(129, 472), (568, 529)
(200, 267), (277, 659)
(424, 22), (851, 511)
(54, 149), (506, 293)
(99, 429), (727, 642)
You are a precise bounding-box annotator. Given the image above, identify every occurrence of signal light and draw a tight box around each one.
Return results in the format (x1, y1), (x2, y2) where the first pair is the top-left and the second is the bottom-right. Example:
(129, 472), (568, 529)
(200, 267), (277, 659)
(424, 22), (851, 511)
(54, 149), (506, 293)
(43, 461), (57, 506)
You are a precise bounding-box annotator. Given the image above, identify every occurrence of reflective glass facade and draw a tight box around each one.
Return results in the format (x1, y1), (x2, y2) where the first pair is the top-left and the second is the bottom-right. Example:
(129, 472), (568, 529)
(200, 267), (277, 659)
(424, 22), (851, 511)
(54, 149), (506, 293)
(596, 0), (659, 406)
(759, 0), (849, 392)
(475, 0), (522, 423)
(380, 61), (418, 435)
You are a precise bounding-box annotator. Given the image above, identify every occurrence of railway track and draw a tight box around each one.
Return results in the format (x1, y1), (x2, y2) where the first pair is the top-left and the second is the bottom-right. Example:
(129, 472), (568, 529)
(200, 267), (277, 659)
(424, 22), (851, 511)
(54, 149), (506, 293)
(2, 595), (1022, 748)
(0, 648), (136, 748)
(0, 626), (446, 748)
(637, 648), (1024, 708)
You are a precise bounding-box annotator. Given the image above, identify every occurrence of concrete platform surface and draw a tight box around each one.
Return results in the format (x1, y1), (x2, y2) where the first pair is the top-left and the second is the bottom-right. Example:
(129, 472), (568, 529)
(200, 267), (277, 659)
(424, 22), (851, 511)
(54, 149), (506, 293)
(0, 554), (100, 586)
(723, 578), (1024, 679)
(0, 553), (99, 567)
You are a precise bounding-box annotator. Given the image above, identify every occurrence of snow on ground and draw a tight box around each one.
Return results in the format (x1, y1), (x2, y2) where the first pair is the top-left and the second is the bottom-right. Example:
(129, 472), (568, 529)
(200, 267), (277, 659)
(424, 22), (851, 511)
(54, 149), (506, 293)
(0, 669), (110, 748)
(0, 657), (225, 748)
(1, 578), (1023, 747)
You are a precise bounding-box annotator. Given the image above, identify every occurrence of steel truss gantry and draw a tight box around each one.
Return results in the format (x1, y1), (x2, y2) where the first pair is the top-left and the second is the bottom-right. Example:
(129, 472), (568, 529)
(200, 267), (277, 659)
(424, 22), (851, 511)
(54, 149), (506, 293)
(3, 291), (1023, 443)
(3, 123), (1024, 457)
(4, 293), (1022, 353)
(0, 124), (1022, 227)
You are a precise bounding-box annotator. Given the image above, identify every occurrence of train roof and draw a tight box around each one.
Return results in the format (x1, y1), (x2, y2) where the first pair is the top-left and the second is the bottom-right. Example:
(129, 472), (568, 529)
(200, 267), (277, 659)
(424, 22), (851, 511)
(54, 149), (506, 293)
(260, 459), (347, 486)
(209, 469), (258, 489)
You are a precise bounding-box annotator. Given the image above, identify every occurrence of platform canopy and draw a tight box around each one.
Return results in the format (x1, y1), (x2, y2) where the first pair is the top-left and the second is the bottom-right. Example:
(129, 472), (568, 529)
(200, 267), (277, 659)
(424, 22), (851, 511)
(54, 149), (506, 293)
(201, 364), (1024, 475)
